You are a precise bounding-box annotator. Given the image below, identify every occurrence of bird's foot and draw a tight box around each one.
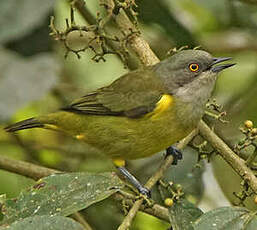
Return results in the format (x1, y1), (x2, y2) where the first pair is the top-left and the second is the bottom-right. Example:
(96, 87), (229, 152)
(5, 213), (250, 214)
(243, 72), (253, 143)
(138, 186), (151, 198)
(125, 183), (153, 206)
(125, 183), (151, 197)
(165, 146), (183, 165)
(135, 188), (154, 206)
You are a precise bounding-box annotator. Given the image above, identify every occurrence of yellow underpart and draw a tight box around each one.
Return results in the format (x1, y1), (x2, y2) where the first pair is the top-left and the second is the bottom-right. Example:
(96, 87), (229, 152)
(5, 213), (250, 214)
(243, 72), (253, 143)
(75, 134), (85, 140)
(112, 158), (126, 167)
(44, 124), (59, 131)
(147, 94), (174, 119)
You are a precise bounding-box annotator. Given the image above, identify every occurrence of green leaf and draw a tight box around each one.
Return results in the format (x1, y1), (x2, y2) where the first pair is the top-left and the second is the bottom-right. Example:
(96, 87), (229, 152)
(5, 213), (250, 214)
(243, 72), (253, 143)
(0, 48), (59, 121)
(193, 206), (257, 230)
(169, 199), (203, 230)
(0, 215), (84, 230)
(0, 172), (124, 225)
(0, 0), (54, 43)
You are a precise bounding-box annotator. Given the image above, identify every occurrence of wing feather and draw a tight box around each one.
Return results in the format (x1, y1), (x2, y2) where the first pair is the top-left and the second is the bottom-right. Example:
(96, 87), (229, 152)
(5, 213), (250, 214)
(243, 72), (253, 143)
(62, 68), (166, 118)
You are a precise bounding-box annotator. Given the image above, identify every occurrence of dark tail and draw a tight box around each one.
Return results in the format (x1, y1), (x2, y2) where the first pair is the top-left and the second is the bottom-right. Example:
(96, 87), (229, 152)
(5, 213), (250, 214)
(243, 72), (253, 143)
(4, 118), (44, 132)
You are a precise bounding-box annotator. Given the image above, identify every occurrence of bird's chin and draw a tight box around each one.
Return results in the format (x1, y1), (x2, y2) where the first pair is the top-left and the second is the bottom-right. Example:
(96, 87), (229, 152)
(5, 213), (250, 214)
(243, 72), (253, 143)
(199, 70), (217, 80)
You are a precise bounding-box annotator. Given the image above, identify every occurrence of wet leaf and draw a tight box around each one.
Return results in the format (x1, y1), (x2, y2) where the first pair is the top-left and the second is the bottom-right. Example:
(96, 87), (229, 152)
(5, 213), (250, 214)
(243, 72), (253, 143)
(0, 215), (84, 230)
(0, 0), (54, 43)
(169, 199), (203, 230)
(0, 48), (60, 121)
(0, 172), (124, 225)
(193, 206), (257, 230)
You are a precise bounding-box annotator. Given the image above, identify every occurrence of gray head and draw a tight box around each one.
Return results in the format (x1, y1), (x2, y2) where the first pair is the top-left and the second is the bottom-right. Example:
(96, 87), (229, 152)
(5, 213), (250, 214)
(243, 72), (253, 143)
(154, 49), (235, 94)
(154, 49), (235, 126)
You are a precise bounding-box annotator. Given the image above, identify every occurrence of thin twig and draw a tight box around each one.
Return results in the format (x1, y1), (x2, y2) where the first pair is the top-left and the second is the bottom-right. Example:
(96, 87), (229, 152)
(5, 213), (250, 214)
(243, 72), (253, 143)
(69, 0), (138, 69)
(198, 120), (257, 193)
(0, 155), (59, 180)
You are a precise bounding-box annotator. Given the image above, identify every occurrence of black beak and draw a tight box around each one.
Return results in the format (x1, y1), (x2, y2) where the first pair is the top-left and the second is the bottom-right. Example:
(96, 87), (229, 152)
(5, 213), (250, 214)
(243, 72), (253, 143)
(211, 57), (236, 73)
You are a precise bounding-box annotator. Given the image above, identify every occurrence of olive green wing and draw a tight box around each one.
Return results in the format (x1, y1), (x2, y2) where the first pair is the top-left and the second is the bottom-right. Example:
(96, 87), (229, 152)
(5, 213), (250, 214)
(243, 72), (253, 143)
(62, 69), (165, 118)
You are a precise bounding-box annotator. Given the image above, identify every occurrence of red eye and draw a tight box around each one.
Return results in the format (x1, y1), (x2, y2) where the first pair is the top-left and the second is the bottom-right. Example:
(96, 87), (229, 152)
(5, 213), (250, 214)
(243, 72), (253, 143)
(189, 63), (199, 72)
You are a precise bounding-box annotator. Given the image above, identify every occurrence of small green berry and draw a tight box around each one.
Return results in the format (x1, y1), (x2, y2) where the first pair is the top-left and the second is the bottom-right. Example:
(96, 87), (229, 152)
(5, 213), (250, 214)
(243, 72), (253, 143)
(164, 198), (174, 207)
(244, 120), (253, 129)
(251, 128), (257, 135)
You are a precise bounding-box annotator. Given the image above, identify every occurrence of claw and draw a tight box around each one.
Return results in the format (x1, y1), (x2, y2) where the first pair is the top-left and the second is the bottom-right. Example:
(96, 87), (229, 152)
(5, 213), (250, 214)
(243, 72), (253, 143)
(135, 192), (154, 206)
(166, 146), (183, 165)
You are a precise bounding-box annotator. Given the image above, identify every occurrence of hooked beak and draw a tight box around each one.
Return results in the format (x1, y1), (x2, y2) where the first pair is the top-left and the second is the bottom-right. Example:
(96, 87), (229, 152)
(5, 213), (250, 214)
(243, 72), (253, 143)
(210, 57), (236, 73)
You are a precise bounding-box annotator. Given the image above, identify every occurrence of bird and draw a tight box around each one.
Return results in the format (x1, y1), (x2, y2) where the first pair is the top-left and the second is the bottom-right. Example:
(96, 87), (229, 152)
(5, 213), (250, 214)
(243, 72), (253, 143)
(5, 49), (235, 196)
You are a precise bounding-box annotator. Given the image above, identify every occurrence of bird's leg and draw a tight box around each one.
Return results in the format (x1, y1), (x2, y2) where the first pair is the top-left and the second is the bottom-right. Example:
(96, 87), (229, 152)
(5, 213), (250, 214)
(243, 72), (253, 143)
(118, 166), (151, 197)
(165, 146), (183, 165)
(113, 159), (151, 198)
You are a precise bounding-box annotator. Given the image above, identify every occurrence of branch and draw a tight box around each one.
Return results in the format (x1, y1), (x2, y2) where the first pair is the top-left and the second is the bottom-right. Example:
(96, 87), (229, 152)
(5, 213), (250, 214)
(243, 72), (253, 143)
(112, 7), (159, 66)
(0, 155), (59, 180)
(198, 120), (257, 193)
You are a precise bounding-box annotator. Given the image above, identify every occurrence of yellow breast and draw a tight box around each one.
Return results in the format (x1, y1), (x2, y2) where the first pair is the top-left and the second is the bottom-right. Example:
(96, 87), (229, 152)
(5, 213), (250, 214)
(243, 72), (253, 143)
(146, 94), (174, 119)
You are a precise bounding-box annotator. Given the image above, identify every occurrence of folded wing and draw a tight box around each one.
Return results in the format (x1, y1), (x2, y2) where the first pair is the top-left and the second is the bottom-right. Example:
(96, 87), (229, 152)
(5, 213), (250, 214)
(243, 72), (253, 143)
(62, 68), (166, 118)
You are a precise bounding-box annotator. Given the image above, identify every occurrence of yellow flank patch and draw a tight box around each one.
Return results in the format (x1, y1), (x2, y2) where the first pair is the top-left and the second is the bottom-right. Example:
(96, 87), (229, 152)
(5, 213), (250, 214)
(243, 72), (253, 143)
(112, 158), (126, 167)
(44, 124), (59, 131)
(148, 94), (174, 119)
(75, 134), (85, 140)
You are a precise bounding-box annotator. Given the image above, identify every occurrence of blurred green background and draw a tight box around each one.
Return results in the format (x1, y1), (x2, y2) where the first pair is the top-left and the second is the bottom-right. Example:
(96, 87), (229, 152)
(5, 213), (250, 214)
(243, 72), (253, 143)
(0, 0), (257, 229)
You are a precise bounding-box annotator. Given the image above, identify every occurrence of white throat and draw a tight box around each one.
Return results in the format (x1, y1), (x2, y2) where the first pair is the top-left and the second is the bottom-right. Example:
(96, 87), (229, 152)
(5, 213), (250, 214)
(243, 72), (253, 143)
(174, 72), (217, 127)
